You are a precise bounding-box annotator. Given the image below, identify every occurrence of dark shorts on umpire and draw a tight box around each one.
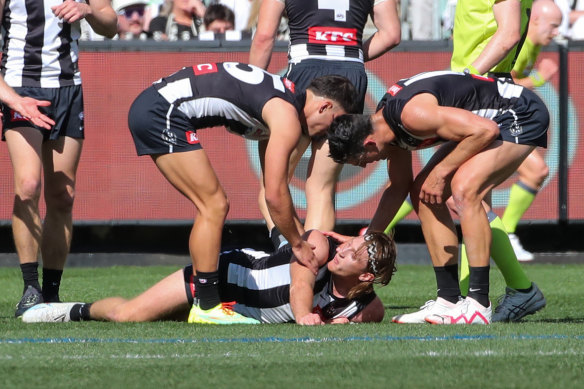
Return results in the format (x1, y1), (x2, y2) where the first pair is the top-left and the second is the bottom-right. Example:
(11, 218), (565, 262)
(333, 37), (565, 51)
(1, 85), (84, 141)
(286, 59), (368, 113)
(128, 86), (202, 156)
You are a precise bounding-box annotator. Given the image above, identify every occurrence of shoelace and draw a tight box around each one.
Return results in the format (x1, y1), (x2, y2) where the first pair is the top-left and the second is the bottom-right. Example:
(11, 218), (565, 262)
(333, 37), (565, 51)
(419, 300), (436, 310)
(221, 301), (237, 316)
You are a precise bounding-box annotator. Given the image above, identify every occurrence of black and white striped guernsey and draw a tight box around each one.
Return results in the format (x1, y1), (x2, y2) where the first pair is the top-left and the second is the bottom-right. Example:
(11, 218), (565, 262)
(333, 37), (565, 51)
(1, 0), (82, 88)
(282, 0), (377, 63)
(217, 236), (376, 323)
(377, 71), (529, 150)
(152, 62), (304, 140)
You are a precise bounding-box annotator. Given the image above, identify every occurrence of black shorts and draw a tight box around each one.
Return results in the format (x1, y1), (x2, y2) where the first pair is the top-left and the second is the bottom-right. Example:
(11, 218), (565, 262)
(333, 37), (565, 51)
(285, 59), (368, 113)
(1, 85), (85, 141)
(128, 86), (203, 156)
(495, 88), (549, 148)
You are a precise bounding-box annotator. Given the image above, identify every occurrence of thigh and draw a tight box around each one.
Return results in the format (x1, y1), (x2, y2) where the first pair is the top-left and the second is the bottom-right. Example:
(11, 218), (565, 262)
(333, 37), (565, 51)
(42, 137), (84, 191)
(454, 141), (535, 199)
(154, 149), (225, 207)
(4, 127), (44, 183)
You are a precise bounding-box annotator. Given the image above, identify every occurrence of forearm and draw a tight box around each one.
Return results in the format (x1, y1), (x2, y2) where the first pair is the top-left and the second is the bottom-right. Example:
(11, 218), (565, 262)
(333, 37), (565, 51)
(85, 1), (117, 38)
(265, 189), (304, 248)
(249, 35), (276, 69)
(290, 281), (316, 322)
(435, 130), (498, 177)
(369, 182), (409, 232)
(362, 29), (400, 62)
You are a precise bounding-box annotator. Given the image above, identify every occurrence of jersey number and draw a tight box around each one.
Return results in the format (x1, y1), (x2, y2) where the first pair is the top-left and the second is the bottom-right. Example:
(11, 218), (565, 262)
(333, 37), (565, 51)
(319, 0), (350, 22)
(222, 62), (285, 93)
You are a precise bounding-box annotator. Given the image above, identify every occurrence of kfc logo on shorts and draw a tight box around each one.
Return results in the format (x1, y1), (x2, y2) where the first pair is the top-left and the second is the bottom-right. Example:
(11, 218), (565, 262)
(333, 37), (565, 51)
(283, 78), (295, 93)
(186, 131), (200, 144)
(387, 84), (402, 96)
(10, 110), (28, 122)
(308, 27), (357, 45)
(193, 63), (218, 76)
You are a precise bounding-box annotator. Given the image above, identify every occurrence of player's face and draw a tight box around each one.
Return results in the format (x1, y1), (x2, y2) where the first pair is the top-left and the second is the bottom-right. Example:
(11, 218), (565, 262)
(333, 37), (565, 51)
(536, 13), (562, 45)
(328, 236), (370, 277)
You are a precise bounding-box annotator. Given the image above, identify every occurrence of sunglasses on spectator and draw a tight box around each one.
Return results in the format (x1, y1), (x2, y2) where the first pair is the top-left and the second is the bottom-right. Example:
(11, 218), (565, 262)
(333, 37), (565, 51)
(119, 6), (145, 18)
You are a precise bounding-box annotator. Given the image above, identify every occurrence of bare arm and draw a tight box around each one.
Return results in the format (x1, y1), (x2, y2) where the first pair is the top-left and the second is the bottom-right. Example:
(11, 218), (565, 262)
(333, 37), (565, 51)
(401, 94), (500, 203)
(348, 296), (385, 323)
(471, 0), (522, 74)
(52, 0), (117, 38)
(249, 0), (285, 69)
(290, 230), (330, 325)
(262, 99), (318, 274)
(512, 58), (558, 90)
(362, 0), (401, 62)
(0, 1), (54, 130)
(368, 147), (413, 232)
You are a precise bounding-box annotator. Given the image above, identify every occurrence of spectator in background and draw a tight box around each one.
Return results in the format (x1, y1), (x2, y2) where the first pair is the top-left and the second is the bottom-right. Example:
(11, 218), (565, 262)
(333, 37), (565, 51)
(114, 0), (152, 40)
(555, 0), (584, 39)
(218, 0), (253, 32)
(149, 0), (206, 40)
(408, 0), (434, 39)
(202, 3), (235, 33)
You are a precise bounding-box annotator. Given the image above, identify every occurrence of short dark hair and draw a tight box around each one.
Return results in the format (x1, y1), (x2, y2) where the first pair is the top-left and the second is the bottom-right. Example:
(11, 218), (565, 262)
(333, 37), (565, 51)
(327, 114), (372, 163)
(203, 4), (235, 28)
(306, 75), (359, 114)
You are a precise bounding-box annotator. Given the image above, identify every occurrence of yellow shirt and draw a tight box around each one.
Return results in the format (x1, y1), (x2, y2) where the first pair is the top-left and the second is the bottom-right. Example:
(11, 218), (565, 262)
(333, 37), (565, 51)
(512, 36), (541, 78)
(451, 0), (533, 73)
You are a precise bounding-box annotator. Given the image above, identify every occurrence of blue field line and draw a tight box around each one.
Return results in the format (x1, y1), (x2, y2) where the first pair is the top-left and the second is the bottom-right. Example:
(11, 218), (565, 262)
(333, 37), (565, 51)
(2, 334), (584, 345)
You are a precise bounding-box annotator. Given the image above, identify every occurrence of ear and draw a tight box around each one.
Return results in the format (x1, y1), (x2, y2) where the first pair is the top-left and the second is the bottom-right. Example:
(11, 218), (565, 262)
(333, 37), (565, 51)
(358, 272), (375, 282)
(318, 101), (333, 114)
(363, 137), (376, 148)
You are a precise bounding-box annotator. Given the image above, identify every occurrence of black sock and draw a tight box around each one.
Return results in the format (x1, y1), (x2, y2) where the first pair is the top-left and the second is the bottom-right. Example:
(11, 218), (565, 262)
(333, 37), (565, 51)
(434, 264), (461, 304)
(269, 226), (287, 251)
(70, 303), (93, 321)
(195, 271), (221, 310)
(467, 266), (490, 307)
(20, 263), (41, 294)
(42, 268), (63, 302)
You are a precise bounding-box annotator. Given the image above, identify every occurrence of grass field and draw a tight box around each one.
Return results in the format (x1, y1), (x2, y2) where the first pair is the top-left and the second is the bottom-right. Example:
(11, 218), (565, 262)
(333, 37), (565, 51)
(1, 263), (583, 389)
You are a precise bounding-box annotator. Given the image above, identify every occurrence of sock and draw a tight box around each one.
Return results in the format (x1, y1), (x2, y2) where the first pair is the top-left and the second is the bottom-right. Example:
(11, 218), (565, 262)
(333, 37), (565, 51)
(467, 266), (490, 308)
(459, 211), (532, 294)
(20, 263), (41, 294)
(501, 182), (537, 234)
(434, 264), (461, 304)
(384, 196), (414, 234)
(488, 212), (532, 290)
(70, 303), (93, 321)
(269, 226), (288, 251)
(42, 268), (63, 302)
(194, 271), (221, 310)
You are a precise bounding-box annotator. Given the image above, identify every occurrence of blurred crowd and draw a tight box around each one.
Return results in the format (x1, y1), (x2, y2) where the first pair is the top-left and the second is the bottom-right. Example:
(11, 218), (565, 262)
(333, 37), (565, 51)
(80, 0), (584, 41)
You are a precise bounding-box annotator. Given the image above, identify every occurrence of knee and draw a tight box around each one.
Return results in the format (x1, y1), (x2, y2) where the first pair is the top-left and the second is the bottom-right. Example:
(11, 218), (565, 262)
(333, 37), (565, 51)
(45, 186), (76, 213)
(202, 192), (230, 220)
(15, 177), (42, 203)
(450, 178), (481, 212)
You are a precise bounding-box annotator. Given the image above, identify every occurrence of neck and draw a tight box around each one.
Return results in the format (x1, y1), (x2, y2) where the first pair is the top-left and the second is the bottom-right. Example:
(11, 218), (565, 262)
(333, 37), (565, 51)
(331, 274), (359, 298)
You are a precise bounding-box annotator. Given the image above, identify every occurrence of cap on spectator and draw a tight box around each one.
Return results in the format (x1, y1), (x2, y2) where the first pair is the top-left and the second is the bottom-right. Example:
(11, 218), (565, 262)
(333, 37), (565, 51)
(113, 0), (149, 12)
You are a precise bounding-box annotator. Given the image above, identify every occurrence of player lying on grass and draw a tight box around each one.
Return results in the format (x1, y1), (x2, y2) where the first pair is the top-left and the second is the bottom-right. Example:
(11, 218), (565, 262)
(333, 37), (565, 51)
(22, 230), (397, 325)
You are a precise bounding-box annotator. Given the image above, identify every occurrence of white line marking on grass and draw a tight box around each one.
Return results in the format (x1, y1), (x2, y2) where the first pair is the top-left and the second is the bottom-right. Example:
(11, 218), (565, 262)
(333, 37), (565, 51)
(2, 334), (584, 344)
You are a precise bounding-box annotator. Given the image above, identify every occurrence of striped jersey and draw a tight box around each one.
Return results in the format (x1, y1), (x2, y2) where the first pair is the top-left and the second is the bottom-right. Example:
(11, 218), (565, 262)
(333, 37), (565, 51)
(1, 0), (82, 88)
(282, 0), (376, 64)
(377, 70), (525, 150)
(153, 62), (304, 140)
(217, 237), (376, 323)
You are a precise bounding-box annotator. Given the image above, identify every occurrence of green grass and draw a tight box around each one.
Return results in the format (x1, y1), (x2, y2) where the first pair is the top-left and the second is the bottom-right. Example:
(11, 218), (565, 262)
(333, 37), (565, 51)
(1, 264), (583, 389)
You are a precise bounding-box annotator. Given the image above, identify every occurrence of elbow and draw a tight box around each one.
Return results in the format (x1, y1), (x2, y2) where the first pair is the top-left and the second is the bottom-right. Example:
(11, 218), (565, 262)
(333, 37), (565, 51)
(501, 33), (521, 53)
